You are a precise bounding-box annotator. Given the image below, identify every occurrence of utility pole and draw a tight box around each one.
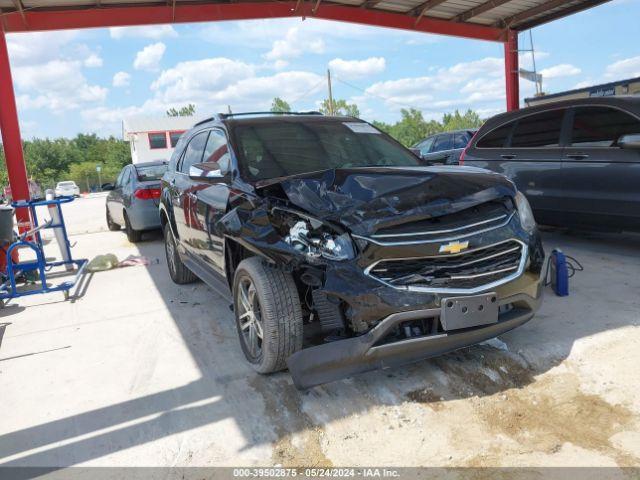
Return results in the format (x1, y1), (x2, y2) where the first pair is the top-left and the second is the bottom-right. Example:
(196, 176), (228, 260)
(327, 68), (334, 115)
(227, 105), (232, 115)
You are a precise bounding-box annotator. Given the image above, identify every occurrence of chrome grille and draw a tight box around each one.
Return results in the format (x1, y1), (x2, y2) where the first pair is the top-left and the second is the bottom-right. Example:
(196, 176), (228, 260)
(366, 240), (527, 293)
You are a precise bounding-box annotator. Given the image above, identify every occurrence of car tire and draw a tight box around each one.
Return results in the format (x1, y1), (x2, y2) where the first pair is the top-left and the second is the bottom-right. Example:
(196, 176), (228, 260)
(123, 211), (142, 243)
(163, 223), (198, 284)
(233, 257), (303, 374)
(106, 207), (120, 231)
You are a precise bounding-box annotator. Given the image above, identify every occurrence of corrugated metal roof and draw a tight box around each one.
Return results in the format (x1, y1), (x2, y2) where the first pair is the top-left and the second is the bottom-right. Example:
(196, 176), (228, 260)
(0, 0), (612, 32)
(122, 115), (197, 139)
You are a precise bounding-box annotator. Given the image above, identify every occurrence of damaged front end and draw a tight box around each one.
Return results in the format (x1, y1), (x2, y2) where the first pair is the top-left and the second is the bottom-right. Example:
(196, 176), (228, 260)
(220, 167), (546, 389)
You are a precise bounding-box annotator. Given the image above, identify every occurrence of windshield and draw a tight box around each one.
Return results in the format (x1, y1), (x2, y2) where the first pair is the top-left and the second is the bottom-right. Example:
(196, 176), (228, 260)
(231, 119), (421, 181)
(58, 181), (75, 187)
(135, 163), (167, 181)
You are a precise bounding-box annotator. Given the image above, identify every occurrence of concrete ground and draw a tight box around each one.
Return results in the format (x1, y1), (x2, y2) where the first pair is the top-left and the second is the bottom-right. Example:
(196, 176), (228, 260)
(0, 196), (639, 468)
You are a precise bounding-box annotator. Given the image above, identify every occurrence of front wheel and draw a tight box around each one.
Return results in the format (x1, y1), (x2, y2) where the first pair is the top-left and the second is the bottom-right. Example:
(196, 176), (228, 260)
(233, 257), (303, 373)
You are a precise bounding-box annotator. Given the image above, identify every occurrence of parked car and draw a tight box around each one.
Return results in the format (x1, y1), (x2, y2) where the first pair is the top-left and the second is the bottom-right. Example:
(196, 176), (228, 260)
(412, 129), (477, 165)
(55, 180), (80, 198)
(159, 112), (545, 388)
(462, 96), (640, 232)
(104, 161), (168, 242)
(4, 179), (43, 202)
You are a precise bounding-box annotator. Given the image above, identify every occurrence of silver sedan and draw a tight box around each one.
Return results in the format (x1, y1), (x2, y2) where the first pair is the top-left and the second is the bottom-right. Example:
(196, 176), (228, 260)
(104, 161), (168, 242)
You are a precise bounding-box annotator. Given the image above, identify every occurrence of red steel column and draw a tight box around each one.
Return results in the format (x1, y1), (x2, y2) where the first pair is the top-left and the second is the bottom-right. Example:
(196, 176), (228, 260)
(0, 27), (31, 232)
(504, 29), (519, 111)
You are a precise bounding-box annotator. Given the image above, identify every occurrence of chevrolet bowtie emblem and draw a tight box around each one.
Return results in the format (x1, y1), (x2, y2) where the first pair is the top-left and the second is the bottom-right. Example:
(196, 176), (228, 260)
(439, 240), (469, 254)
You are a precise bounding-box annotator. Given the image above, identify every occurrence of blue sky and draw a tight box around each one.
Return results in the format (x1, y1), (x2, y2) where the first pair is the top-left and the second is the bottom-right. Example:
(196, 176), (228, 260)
(6, 0), (639, 139)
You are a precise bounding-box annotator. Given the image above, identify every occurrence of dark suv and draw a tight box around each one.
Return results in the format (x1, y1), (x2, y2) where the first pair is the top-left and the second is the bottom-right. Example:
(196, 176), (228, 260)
(160, 112), (546, 388)
(462, 97), (640, 232)
(412, 129), (477, 165)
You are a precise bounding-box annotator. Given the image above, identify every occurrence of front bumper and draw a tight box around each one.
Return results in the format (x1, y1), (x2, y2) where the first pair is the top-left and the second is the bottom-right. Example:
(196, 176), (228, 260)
(287, 268), (545, 389)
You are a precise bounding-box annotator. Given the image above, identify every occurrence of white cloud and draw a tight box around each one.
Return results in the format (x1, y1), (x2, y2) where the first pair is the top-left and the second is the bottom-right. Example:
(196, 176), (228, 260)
(14, 59), (107, 112)
(329, 57), (386, 80)
(7, 31), (79, 67)
(263, 27), (325, 63)
(84, 53), (103, 68)
(112, 71), (131, 88)
(151, 58), (255, 104)
(110, 25), (178, 40)
(605, 55), (640, 79)
(540, 64), (582, 79)
(134, 42), (166, 71)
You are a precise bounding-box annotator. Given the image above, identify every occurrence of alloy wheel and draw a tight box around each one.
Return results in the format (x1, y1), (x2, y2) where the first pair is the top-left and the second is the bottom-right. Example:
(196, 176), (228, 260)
(236, 277), (264, 361)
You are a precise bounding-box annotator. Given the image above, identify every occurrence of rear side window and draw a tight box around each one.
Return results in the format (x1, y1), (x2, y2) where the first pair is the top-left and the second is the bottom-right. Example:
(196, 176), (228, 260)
(510, 109), (564, 148)
(570, 106), (640, 147)
(432, 134), (452, 152)
(477, 122), (513, 148)
(179, 131), (209, 174)
(453, 132), (470, 149)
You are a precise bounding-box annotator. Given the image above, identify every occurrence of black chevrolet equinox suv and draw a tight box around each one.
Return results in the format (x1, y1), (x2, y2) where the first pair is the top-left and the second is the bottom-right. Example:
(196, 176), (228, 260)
(160, 112), (546, 388)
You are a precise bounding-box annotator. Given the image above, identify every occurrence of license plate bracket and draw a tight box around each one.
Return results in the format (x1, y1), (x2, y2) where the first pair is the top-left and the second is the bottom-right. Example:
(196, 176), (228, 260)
(440, 292), (499, 331)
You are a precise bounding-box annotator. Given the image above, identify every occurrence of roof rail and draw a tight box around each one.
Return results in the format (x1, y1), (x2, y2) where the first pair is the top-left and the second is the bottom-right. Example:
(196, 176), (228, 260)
(217, 111), (323, 119)
(193, 116), (215, 127)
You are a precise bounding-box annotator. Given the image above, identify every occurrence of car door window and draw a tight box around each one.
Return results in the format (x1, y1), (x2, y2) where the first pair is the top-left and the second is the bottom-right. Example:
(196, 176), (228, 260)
(477, 122), (513, 148)
(453, 132), (470, 149)
(510, 109), (564, 148)
(432, 134), (452, 152)
(570, 106), (640, 147)
(179, 131), (209, 174)
(203, 129), (231, 173)
(417, 137), (435, 156)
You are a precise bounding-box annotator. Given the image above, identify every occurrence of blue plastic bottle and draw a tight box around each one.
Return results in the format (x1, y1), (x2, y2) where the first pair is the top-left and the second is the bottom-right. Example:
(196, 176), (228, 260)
(550, 249), (569, 296)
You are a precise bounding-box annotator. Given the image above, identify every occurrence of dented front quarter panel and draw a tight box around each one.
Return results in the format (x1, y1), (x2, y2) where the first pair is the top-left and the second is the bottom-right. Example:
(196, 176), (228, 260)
(216, 167), (544, 332)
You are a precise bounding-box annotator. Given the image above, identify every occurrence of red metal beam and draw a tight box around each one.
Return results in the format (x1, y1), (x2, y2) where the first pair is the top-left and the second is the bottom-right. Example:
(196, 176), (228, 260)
(504, 29), (519, 111)
(0, 27), (31, 232)
(2, 2), (505, 42)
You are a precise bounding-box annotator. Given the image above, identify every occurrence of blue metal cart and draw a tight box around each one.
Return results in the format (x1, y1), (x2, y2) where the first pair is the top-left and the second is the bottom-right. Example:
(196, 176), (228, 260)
(0, 196), (88, 302)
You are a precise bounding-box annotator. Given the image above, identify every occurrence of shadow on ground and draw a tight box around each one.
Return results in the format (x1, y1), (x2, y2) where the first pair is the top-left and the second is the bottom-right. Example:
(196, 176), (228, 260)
(1, 227), (638, 470)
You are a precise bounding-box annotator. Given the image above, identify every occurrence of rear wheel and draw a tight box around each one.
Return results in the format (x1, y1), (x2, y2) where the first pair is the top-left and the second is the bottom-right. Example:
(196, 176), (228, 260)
(106, 207), (120, 231)
(233, 257), (303, 373)
(163, 223), (197, 284)
(123, 211), (142, 243)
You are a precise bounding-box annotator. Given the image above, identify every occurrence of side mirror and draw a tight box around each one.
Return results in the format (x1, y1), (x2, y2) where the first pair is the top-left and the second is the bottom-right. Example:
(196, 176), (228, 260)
(189, 162), (228, 181)
(102, 183), (115, 191)
(618, 133), (640, 149)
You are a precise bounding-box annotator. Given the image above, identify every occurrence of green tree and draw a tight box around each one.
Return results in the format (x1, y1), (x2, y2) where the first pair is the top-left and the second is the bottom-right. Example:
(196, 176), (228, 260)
(319, 99), (360, 117)
(270, 97), (291, 113)
(166, 104), (196, 117)
(385, 109), (442, 147)
(442, 109), (484, 131)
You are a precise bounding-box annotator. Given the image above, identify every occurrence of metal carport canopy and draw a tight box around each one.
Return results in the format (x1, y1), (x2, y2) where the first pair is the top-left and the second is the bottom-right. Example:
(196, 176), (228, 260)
(0, 0), (613, 231)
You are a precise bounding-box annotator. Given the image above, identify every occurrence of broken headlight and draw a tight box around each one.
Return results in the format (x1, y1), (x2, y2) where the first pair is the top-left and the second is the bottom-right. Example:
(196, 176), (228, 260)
(515, 191), (537, 233)
(285, 219), (355, 261)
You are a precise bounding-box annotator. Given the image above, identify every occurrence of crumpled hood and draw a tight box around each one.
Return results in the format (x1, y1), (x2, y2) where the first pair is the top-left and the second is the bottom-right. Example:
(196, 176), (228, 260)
(256, 166), (516, 236)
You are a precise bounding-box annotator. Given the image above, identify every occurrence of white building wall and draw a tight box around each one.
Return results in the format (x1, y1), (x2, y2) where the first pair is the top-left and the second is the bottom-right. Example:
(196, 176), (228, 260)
(128, 132), (179, 164)
(122, 116), (196, 165)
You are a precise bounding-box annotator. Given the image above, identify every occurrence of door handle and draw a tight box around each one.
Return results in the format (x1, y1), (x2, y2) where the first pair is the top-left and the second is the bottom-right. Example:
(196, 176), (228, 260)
(566, 153), (589, 160)
(500, 154), (517, 160)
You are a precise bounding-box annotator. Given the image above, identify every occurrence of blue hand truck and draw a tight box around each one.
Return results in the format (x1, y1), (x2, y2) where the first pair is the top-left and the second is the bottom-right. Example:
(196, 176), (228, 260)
(0, 196), (88, 303)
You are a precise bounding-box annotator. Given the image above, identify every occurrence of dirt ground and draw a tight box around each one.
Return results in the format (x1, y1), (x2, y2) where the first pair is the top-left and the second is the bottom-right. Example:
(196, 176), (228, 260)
(0, 196), (639, 469)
